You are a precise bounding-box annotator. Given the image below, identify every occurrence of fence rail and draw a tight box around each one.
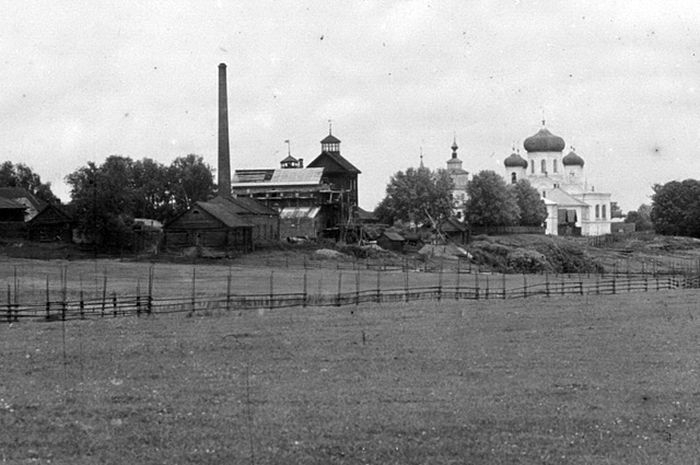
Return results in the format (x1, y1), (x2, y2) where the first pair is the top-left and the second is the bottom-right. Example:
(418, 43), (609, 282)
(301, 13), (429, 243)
(3, 273), (698, 324)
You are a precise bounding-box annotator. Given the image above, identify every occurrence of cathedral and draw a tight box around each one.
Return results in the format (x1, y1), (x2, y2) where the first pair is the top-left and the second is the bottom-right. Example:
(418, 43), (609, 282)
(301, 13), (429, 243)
(504, 122), (612, 236)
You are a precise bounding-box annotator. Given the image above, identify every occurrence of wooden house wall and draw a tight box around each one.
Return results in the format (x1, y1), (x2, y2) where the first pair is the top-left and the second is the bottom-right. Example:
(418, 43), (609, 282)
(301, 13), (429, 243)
(164, 207), (253, 251)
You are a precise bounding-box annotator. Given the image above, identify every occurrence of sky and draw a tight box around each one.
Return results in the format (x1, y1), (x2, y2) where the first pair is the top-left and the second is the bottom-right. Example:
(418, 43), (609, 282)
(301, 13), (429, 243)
(1, 0), (699, 212)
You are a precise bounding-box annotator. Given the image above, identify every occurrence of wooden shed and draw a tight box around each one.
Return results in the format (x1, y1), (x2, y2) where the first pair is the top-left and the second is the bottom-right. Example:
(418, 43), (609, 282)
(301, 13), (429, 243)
(163, 200), (253, 253)
(439, 217), (469, 244)
(377, 231), (405, 252)
(26, 204), (74, 242)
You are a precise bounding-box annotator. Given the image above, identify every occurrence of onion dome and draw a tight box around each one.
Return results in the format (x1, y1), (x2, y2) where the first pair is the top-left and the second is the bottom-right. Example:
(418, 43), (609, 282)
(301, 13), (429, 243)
(504, 152), (528, 168)
(523, 127), (566, 153)
(562, 149), (585, 167)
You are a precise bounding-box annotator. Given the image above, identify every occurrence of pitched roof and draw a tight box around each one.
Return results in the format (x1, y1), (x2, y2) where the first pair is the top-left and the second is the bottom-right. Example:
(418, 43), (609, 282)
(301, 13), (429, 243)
(382, 231), (405, 241)
(307, 151), (361, 174)
(321, 134), (341, 144)
(195, 201), (252, 228)
(544, 187), (588, 207)
(0, 187), (46, 211)
(0, 197), (24, 209)
(209, 195), (278, 216)
(232, 168), (324, 187)
(26, 204), (73, 224)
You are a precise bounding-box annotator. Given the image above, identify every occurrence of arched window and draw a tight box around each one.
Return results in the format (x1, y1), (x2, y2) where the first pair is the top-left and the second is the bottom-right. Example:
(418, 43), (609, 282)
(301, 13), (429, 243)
(601, 204), (607, 219)
(541, 159), (546, 174)
(511, 172), (517, 184)
(595, 205), (600, 218)
(531, 163), (535, 174)
(553, 159), (558, 173)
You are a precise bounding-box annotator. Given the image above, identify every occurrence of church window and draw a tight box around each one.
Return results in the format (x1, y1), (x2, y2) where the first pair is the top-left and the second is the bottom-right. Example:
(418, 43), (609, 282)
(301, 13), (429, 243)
(511, 172), (517, 184)
(601, 204), (607, 219)
(531, 163), (535, 174)
(541, 160), (546, 174)
(595, 205), (600, 218)
(553, 159), (558, 173)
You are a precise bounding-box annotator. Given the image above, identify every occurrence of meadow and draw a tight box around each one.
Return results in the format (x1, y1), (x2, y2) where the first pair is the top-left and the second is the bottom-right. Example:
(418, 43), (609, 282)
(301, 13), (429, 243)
(1, 279), (699, 464)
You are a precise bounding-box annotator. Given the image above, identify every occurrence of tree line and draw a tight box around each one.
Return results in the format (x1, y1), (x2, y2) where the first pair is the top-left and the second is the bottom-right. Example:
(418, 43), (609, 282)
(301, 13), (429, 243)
(376, 167), (547, 229)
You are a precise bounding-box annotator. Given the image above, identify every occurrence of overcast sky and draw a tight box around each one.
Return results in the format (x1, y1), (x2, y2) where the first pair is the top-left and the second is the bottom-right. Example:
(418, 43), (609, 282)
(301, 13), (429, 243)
(2, 0), (699, 211)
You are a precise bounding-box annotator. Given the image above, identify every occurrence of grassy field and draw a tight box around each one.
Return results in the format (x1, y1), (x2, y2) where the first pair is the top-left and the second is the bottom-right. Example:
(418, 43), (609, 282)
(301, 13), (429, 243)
(2, 288), (700, 464)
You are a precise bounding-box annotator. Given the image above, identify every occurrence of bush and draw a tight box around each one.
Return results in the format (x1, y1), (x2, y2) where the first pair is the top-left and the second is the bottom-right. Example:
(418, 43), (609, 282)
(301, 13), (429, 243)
(507, 249), (547, 273)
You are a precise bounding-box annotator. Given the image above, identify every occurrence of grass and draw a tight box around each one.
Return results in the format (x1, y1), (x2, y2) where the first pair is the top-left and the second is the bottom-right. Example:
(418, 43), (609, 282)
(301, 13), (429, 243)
(2, 288), (700, 464)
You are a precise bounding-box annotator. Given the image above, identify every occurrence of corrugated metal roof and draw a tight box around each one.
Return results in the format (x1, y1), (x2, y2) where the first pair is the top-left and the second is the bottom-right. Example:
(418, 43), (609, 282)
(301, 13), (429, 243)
(270, 167), (324, 184)
(279, 206), (321, 219)
(232, 169), (274, 183)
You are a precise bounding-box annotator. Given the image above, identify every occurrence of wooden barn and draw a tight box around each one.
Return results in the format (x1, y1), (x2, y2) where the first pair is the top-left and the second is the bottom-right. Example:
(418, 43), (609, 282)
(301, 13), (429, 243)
(439, 217), (469, 244)
(377, 231), (405, 252)
(26, 204), (74, 242)
(163, 199), (254, 253)
(0, 197), (26, 238)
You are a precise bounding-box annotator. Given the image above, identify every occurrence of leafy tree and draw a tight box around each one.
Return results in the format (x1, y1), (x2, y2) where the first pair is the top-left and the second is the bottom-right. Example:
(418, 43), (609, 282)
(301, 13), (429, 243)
(66, 154), (215, 249)
(509, 179), (547, 226)
(376, 165), (454, 226)
(624, 204), (653, 231)
(651, 179), (700, 237)
(168, 154), (216, 218)
(464, 170), (520, 227)
(0, 161), (59, 204)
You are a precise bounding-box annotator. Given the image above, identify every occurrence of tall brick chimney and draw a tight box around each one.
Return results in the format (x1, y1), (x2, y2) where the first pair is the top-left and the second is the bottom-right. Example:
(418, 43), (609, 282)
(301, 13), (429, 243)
(218, 63), (231, 197)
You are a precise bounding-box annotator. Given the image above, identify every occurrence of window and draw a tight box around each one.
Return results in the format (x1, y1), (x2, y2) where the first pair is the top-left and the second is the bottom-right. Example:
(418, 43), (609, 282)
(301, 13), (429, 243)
(511, 172), (517, 184)
(595, 205), (600, 219)
(531, 163), (535, 174)
(553, 159), (558, 173)
(601, 204), (607, 219)
(541, 160), (546, 174)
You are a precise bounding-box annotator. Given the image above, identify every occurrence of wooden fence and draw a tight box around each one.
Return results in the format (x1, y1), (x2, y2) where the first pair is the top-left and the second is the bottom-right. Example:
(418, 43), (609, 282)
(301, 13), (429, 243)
(3, 272), (699, 323)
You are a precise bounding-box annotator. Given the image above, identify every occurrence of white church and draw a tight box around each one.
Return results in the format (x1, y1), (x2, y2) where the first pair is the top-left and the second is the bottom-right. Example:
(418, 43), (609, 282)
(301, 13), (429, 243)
(503, 122), (612, 236)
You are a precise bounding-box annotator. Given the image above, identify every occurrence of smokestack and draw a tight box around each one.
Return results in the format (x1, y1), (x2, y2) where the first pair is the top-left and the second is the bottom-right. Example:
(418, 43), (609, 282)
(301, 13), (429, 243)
(218, 63), (231, 197)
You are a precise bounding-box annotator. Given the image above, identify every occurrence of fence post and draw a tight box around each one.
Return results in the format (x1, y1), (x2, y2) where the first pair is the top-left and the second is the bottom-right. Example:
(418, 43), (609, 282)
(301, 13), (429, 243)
(269, 271), (274, 310)
(438, 263), (443, 302)
(136, 279), (141, 317)
(147, 266), (153, 315)
(303, 270), (308, 308)
(645, 276), (648, 292)
(404, 269), (409, 303)
(101, 274), (107, 317)
(485, 274), (490, 300)
(355, 270), (360, 306)
(112, 292), (117, 317)
(475, 273), (480, 300)
(596, 274), (600, 295)
(45, 275), (50, 320)
(545, 272), (550, 297)
(612, 275), (616, 294)
(376, 270), (381, 304)
(579, 280), (583, 296)
(190, 267), (196, 316)
(456, 266), (461, 300)
(80, 289), (85, 320)
(336, 272), (342, 307)
(523, 274), (527, 298)
(61, 267), (67, 322)
(6, 284), (11, 323)
(502, 273), (506, 300)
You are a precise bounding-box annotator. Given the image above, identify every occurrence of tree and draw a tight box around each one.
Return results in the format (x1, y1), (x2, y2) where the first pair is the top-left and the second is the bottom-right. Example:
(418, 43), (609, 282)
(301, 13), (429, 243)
(509, 179), (547, 226)
(610, 201), (624, 219)
(0, 161), (59, 204)
(464, 170), (520, 227)
(168, 154), (216, 218)
(375, 165), (454, 226)
(651, 179), (700, 237)
(625, 204), (653, 231)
